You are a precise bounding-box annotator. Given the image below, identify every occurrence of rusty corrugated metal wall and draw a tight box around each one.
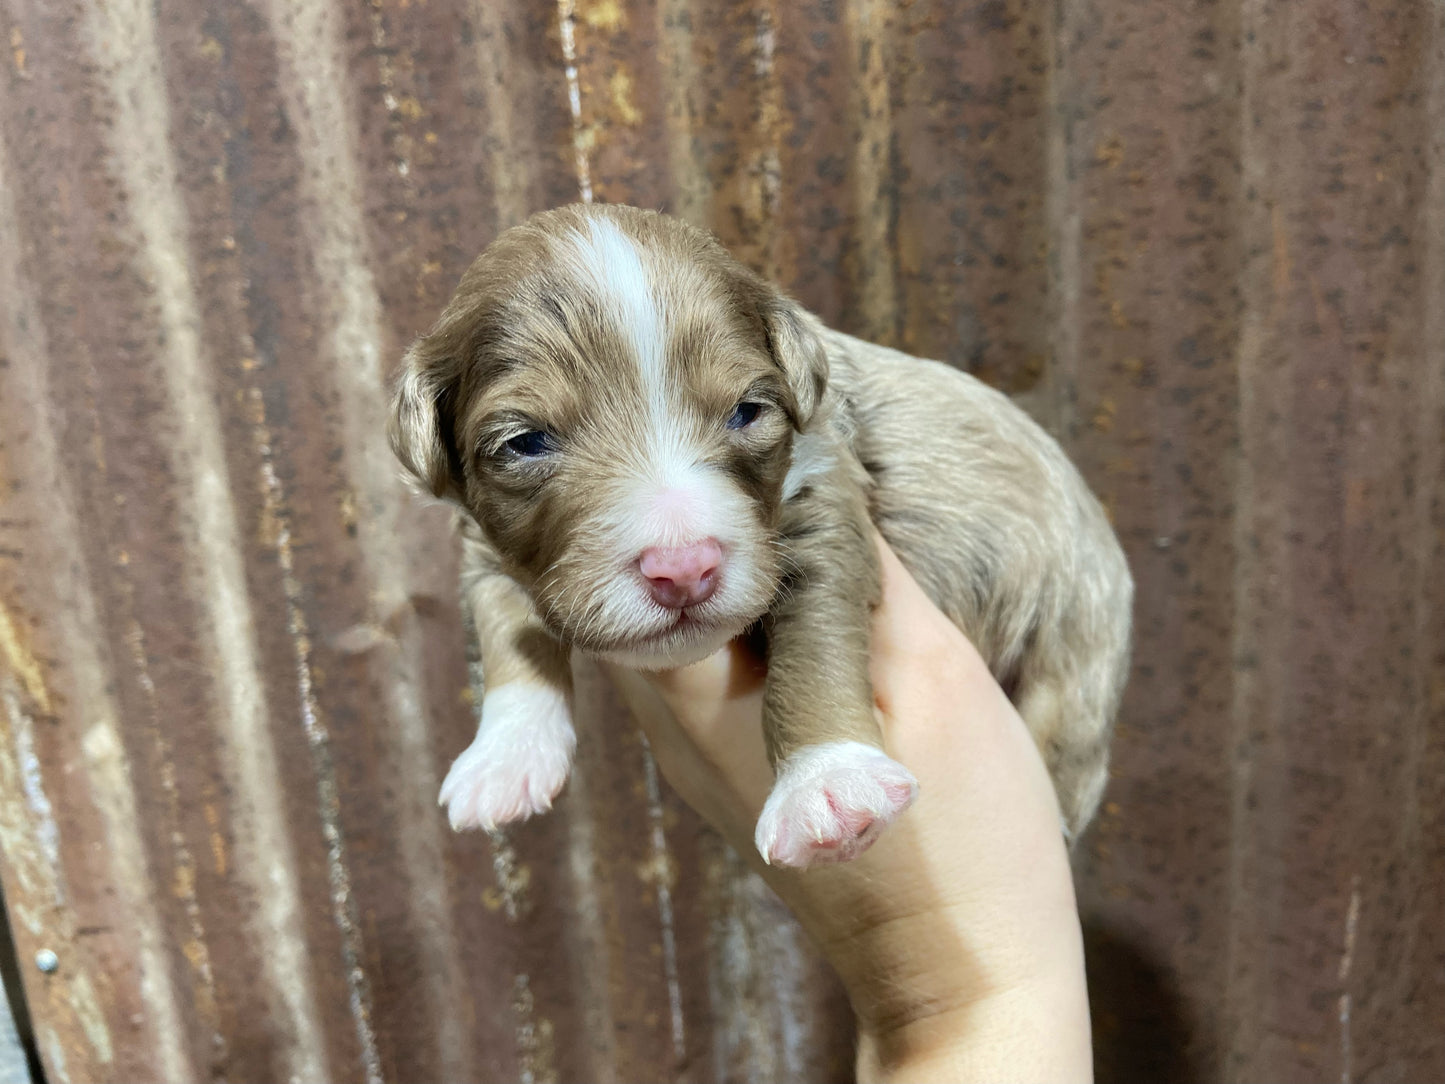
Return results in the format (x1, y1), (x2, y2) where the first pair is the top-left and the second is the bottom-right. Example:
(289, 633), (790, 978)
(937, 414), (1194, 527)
(0, 0), (1441, 1081)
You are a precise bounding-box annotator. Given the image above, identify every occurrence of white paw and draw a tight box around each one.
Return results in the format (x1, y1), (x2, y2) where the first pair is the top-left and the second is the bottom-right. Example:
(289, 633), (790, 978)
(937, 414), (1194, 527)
(754, 741), (919, 868)
(439, 684), (575, 831)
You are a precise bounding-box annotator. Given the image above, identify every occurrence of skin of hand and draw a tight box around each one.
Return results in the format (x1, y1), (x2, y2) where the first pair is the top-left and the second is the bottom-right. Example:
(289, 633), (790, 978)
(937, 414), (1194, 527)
(604, 533), (1094, 1083)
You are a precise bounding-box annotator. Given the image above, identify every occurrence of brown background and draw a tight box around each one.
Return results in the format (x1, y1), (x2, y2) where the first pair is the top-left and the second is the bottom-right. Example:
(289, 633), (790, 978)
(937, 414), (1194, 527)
(1, 1), (1441, 1081)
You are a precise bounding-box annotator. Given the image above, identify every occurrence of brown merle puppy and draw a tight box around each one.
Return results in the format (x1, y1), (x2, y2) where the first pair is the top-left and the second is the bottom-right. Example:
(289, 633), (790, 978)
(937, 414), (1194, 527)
(389, 203), (1132, 868)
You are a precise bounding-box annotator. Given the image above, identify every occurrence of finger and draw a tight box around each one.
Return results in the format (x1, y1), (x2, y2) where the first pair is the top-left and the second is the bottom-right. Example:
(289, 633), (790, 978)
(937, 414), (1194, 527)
(604, 659), (774, 845)
(868, 531), (992, 706)
(870, 531), (956, 651)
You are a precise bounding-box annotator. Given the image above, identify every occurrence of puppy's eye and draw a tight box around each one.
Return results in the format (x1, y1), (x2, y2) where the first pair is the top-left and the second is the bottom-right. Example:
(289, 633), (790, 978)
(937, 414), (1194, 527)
(726, 402), (763, 430)
(504, 430), (556, 457)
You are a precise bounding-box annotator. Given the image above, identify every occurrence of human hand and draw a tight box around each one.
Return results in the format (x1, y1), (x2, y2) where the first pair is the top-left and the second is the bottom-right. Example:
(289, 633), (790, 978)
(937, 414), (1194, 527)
(605, 533), (1093, 1082)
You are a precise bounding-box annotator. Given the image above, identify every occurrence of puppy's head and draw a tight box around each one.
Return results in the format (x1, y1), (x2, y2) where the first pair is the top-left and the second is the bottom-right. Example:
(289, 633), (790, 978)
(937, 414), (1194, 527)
(390, 204), (828, 668)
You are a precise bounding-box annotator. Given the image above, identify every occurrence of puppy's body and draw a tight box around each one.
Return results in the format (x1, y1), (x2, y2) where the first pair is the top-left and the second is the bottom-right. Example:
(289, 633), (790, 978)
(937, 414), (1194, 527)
(392, 204), (1131, 867)
(818, 326), (1131, 824)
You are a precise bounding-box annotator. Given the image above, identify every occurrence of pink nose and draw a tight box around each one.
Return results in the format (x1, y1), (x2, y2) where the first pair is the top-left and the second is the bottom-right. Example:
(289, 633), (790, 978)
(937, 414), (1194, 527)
(638, 539), (723, 609)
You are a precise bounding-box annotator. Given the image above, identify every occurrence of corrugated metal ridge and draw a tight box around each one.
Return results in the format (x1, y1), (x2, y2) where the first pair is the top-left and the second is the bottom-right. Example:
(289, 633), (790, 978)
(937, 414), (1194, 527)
(81, 1), (328, 1078)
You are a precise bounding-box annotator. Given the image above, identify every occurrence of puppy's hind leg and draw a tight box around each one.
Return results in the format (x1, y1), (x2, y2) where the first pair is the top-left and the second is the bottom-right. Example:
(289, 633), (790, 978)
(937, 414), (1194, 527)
(1011, 626), (1126, 842)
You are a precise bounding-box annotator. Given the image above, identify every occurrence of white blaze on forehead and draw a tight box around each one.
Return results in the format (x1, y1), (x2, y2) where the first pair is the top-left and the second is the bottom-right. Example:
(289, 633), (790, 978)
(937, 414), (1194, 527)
(562, 215), (712, 529)
(561, 216), (669, 399)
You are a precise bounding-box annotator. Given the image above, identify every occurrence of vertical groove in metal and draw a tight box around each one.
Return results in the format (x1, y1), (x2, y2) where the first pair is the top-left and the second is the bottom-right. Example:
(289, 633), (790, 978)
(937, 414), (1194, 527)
(250, 401), (383, 1084)
(0, 2), (1441, 1083)
(255, 0), (473, 1076)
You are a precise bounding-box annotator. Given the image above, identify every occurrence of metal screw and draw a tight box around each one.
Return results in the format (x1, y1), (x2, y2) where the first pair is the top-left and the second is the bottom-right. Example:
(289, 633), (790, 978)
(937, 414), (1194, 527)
(35, 949), (58, 974)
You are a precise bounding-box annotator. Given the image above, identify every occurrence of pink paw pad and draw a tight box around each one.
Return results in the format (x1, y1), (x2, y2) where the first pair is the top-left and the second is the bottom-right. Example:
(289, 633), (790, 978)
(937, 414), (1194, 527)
(754, 742), (919, 868)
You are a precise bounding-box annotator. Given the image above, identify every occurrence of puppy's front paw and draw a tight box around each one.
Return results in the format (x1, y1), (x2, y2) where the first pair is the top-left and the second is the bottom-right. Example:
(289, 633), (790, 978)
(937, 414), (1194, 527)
(754, 741), (919, 868)
(439, 684), (575, 831)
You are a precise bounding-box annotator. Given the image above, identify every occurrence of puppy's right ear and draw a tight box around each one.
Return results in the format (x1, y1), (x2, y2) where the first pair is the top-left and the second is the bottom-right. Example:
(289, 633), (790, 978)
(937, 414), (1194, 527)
(388, 346), (463, 501)
(758, 293), (829, 429)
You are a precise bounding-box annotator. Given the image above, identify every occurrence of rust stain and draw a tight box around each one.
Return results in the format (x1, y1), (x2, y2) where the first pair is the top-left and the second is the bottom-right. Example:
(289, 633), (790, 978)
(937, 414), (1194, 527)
(657, 0), (711, 224)
(843, 0), (900, 343)
(203, 804), (228, 877)
(580, 0), (626, 32)
(1271, 204), (1293, 301)
(338, 488), (358, 533)
(608, 68), (641, 125)
(170, 862), (194, 901)
(488, 832), (534, 924)
(1095, 134), (1125, 169)
(635, 849), (679, 892)
(467, 0), (534, 226)
(743, 5), (785, 280)
(1091, 397), (1117, 433)
(121, 613), (225, 1055)
(0, 600), (52, 714)
(1345, 477), (1369, 527)
(8, 25), (24, 75)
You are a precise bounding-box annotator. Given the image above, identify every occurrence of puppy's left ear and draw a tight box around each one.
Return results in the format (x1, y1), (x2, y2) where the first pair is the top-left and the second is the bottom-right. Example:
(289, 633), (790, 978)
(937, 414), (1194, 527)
(758, 292), (830, 429)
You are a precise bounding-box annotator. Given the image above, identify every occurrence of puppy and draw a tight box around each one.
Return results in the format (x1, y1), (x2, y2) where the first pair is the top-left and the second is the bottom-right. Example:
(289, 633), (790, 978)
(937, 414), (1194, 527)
(389, 203), (1132, 868)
